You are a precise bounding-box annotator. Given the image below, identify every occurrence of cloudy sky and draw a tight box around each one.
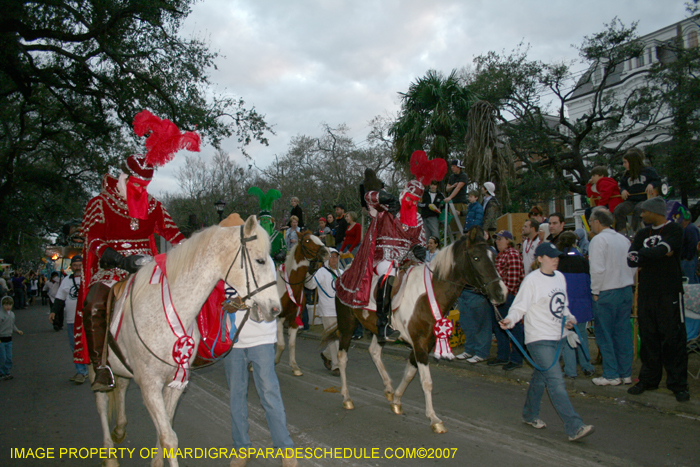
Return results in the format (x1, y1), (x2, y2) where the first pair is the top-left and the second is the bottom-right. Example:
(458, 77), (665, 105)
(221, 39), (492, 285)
(150, 0), (689, 195)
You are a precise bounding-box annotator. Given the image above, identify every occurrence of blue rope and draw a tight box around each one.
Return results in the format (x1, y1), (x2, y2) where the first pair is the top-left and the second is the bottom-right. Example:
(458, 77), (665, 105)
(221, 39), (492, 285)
(493, 302), (568, 372)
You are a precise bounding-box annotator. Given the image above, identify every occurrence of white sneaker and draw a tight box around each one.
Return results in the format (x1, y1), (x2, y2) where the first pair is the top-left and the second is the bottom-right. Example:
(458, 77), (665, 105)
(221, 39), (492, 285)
(523, 418), (547, 429)
(466, 355), (486, 364)
(454, 352), (473, 360)
(622, 377), (633, 385)
(592, 377), (621, 386)
(569, 424), (595, 441)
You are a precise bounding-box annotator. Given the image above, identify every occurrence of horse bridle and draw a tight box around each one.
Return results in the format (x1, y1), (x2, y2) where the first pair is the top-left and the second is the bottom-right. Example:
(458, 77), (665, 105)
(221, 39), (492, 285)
(223, 225), (277, 306)
(128, 224), (277, 370)
(279, 232), (326, 286)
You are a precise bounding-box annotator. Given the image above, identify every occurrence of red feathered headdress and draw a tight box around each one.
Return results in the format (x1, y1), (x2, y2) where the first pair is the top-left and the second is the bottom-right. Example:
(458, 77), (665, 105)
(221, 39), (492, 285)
(410, 150), (448, 186)
(133, 110), (201, 167)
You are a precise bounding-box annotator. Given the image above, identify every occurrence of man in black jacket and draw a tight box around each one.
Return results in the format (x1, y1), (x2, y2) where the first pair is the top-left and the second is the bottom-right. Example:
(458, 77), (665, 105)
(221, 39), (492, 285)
(333, 204), (348, 246)
(418, 180), (444, 240)
(626, 196), (689, 402)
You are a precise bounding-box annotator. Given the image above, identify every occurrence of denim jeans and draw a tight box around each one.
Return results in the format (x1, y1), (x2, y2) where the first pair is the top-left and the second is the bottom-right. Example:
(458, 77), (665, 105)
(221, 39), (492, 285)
(14, 289), (26, 309)
(457, 289), (492, 358)
(0, 341), (13, 375)
(562, 322), (595, 377)
(593, 286), (634, 380)
(224, 343), (294, 450)
(66, 324), (88, 376)
(681, 258), (698, 284)
(524, 340), (585, 438)
(493, 295), (525, 364)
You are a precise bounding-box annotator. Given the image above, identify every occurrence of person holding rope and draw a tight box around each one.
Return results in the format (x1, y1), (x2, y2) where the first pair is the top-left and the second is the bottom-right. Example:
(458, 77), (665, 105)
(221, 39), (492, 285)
(499, 242), (595, 442)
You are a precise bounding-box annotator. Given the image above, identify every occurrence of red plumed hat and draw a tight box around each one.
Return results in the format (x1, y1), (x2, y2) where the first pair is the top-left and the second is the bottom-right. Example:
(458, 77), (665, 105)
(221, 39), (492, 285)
(410, 150), (448, 186)
(132, 110), (201, 167)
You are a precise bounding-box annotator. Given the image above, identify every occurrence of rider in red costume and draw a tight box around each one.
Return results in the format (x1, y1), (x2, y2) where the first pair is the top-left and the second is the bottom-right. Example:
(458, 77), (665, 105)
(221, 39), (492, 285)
(337, 151), (447, 342)
(75, 111), (199, 391)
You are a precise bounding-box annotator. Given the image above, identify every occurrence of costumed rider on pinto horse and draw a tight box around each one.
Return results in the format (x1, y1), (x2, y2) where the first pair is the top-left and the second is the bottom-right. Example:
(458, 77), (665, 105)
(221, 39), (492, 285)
(336, 151), (447, 343)
(75, 110), (200, 392)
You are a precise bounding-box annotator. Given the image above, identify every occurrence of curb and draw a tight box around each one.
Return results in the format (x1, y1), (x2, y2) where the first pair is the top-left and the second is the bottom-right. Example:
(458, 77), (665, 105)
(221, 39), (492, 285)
(298, 328), (700, 418)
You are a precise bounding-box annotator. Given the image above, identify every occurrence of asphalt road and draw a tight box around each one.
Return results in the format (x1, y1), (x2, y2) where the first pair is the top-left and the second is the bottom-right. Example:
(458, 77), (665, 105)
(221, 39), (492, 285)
(1, 305), (699, 467)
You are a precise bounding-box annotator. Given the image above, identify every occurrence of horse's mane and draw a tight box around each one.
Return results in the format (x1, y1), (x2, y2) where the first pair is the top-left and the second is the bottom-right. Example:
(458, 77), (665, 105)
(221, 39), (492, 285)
(430, 227), (486, 280)
(130, 225), (220, 301)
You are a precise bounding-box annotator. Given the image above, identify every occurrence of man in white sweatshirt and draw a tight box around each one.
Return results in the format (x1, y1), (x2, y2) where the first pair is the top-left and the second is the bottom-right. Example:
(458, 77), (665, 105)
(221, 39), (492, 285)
(500, 242), (595, 442)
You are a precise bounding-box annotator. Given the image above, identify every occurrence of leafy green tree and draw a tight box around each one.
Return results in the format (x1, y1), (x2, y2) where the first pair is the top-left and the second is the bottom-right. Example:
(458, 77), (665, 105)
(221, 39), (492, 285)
(390, 69), (475, 164)
(0, 0), (272, 262)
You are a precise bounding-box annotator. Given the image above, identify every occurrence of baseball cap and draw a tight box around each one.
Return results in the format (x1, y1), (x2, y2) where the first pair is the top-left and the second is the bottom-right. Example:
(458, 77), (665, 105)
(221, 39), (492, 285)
(495, 230), (513, 240)
(534, 242), (562, 258)
(318, 217), (327, 223)
(333, 203), (346, 210)
(328, 248), (339, 255)
(450, 159), (465, 169)
(70, 255), (83, 264)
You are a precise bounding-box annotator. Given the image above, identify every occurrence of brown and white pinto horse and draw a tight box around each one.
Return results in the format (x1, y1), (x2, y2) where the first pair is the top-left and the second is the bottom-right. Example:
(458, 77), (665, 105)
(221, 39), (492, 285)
(324, 227), (507, 432)
(275, 230), (328, 375)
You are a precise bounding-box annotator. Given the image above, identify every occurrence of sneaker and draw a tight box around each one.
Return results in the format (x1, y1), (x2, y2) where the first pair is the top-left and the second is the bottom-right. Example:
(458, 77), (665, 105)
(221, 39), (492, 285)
(582, 369), (595, 377)
(627, 382), (657, 395)
(0, 374), (12, 381)
(503, 362), (523, 371)
(69, 373), (81, 382)
(351, 334), (362, 340)
(622, 377), (633, 385)
(487, 358), (508, 366)
(466, 355), (486, 364)
(454, 352), (473, 360)
(74, 373), (86, 384)
(569, 425), (595, 441)
(674, 390), (690, 402)
(523, 418), (547, 429)
(592, 377), (621, 386)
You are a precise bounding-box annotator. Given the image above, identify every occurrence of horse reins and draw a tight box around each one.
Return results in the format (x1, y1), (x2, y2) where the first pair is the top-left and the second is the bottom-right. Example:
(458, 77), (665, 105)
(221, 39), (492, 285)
(127, 224), (277, 370)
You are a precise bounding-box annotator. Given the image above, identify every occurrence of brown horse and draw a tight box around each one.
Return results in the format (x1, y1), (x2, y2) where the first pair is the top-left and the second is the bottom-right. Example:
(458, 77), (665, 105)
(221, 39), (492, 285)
(275, 230), (328, 375)
(323, 227), (506, 432)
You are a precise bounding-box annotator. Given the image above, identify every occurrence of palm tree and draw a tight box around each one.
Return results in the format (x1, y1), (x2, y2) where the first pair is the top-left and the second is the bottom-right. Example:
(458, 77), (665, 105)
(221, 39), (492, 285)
(390, 69), (475, 164)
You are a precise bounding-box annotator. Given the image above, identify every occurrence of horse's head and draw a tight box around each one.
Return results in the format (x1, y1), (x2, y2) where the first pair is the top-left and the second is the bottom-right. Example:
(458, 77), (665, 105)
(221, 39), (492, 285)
(456, 227), (507, 304)
(223, 215), (282, 323)
(294, 230), (329, 275)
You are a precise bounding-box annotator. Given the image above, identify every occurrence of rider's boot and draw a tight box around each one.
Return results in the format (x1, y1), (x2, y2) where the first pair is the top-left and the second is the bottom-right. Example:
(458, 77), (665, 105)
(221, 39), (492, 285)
(375, 280), (400, 344)
(83, 283), (115, 392)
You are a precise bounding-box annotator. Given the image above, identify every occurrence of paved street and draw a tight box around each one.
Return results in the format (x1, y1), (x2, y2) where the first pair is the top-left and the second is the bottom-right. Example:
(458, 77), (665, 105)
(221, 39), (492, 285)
(1, 304), (699, 467)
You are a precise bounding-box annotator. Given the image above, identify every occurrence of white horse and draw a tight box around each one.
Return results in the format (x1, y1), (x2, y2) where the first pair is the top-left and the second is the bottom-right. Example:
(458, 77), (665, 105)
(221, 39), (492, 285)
(94, 215), (281, 467)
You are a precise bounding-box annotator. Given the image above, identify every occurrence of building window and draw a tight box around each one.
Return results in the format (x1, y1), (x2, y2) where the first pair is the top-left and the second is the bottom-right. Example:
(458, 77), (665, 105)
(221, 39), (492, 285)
(636, 53), (645, 68)
(689, 30), (698, 48)
(565, 196), (574, 218)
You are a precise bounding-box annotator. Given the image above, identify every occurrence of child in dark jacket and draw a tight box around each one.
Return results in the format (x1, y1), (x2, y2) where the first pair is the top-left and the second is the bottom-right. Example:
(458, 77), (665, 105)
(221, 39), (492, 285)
(556, 232), (595, 378)
(463, 190), (484, 233)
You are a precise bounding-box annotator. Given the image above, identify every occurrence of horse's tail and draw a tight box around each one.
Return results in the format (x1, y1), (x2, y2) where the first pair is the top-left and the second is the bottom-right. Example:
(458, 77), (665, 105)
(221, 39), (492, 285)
(319, 324), (339, 348)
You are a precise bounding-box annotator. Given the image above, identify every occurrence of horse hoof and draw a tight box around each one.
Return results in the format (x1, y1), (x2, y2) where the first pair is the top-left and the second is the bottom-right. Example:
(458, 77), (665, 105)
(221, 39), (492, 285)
(292, 369), (303, 376)
(111, 429), (126, 444)
(431, 422), (447, 434)
(384, 391), (394, 402)
(390, 403), (403, 415)
(343, 400), (355, 410)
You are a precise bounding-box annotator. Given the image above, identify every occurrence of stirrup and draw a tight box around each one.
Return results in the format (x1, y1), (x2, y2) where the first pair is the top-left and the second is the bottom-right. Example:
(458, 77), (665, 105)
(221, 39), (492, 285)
(382, 324), (400, 343)
(92, 365), (115, 392)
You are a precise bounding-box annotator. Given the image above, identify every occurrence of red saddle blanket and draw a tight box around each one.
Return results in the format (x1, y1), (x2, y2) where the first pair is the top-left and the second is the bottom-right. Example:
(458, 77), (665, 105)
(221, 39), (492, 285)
(196, 281), (231, 362)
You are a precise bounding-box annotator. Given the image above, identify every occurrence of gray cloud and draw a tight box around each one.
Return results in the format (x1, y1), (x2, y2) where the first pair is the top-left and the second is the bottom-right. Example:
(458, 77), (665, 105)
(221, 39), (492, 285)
(150, 0), (687, 195)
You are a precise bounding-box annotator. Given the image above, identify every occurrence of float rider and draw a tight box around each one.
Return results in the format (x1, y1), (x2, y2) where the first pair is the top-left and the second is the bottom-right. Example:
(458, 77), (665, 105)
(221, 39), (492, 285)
(75, 111), (198, 392)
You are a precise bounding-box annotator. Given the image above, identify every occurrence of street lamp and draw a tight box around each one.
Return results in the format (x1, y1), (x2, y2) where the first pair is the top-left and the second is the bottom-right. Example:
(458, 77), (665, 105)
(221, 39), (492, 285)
(214, 199), (226, 223)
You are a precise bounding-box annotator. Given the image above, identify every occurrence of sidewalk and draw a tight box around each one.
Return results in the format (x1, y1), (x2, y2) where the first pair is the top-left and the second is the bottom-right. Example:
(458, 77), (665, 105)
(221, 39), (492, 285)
(299, 324), (700, 418)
